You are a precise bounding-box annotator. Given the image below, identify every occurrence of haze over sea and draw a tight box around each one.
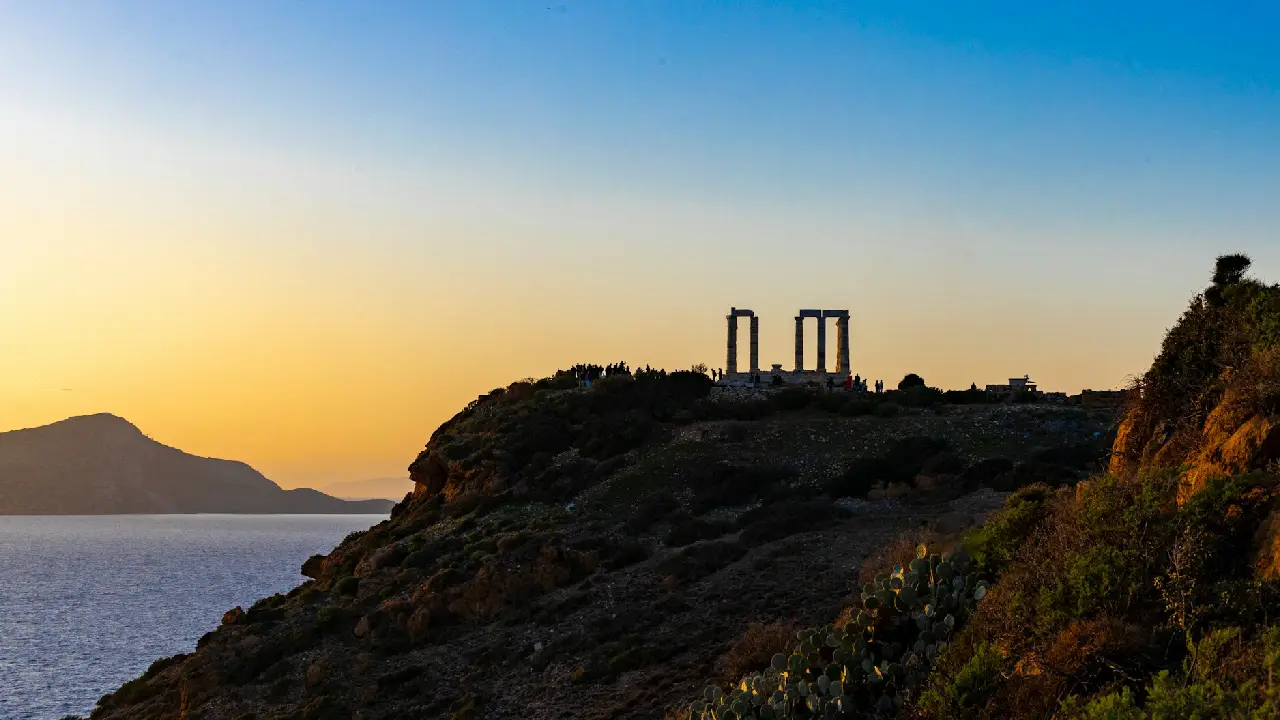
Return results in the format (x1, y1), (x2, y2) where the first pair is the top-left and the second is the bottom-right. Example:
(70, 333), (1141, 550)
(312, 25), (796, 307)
(0, 514), (385, 720)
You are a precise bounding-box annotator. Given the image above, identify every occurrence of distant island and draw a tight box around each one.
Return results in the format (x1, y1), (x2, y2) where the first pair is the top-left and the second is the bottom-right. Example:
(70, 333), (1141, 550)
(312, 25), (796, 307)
(314, 476), (414, 502)
(0, 414), (395, 515)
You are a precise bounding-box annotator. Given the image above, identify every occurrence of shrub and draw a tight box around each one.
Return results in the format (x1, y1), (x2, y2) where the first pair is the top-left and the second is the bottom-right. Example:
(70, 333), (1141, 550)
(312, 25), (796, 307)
(825, 437), (951, 498)
(816, 393), (850, 414)
(687, 462), (797, 515)
(334, 576), (360, 597)
(684, 544), (989, 719)
(770, 387), (814, 412)
(961, 483), (1055, 574)
(720, 621), (799, 682)
(898, 385), (943, 408)
(942, 389), (991, 405)
(874, 402), (901, 418)
(929, 471), (1280, 717)
(918, 643), (1006, 718)
(839, 400), (875, 417)
(738, 499), (848, 546)
(960, 457), (1013, 490)
(656, 540), (747, 583)
(898, 373), (925, 390)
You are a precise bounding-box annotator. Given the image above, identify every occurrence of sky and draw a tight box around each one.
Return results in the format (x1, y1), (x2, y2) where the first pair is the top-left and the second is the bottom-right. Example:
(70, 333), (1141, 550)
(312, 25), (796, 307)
(1, 1), (1278, 488)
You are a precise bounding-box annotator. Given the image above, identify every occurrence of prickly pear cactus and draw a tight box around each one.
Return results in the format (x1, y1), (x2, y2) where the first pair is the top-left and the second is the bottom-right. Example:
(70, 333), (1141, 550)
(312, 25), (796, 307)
(685, 545), (990, 719)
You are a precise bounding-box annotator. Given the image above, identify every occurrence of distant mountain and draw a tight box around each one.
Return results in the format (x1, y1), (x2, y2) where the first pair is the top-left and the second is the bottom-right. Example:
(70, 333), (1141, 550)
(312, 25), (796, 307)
(0, 414), (395, 515)
(314, 476), (414, 502)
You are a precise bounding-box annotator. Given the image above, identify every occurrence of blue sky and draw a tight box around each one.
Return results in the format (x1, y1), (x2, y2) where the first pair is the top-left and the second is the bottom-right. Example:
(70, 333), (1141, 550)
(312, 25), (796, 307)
(1, 2), (1278, 482)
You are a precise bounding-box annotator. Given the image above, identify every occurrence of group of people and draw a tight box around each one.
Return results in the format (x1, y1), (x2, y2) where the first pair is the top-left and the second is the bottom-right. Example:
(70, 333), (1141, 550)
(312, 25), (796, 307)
(570, 362), (630, 386)
(568, 361), (687, 387)
(827, 374), (883, 393)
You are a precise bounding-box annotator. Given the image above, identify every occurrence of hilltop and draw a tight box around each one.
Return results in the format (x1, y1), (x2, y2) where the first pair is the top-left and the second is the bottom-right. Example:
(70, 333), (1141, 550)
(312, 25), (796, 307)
(84, 369), (1114, 718)
(0, 414), (394, 515)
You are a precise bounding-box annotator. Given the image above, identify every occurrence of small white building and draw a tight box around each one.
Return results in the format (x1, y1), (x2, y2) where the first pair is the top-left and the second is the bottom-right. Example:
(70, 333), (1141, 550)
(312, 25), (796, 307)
(986, 375), (1038, 394)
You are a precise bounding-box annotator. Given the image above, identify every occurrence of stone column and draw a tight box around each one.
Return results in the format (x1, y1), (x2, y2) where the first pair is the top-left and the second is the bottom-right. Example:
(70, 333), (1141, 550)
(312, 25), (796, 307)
(749, 315), (760, 374)
(837, 314), (851, 375)
(726, 312), (738, 375)
(794, 316), (804, 372)
(816, 317), (827, 373)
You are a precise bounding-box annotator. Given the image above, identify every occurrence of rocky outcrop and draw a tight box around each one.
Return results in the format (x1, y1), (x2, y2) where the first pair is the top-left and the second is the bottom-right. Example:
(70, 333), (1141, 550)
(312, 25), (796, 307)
(84, 373), (1110, 720)
(1111, 381), (1280, 501)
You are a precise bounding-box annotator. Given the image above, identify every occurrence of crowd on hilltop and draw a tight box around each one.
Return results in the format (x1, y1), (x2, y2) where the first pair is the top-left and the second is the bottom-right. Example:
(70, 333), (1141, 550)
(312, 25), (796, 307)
(559, 361), (700, 388)
(569, 362), (630, 383)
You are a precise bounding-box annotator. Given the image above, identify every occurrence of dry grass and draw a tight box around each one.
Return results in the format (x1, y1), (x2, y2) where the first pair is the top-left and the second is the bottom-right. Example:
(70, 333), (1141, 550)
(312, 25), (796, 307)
(719, 620), (798, 682)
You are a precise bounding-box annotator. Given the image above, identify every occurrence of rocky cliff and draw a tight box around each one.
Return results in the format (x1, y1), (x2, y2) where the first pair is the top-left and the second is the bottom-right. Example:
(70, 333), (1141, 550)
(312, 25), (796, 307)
(84, 371), (1112, 720)
(0, 414), (394, 514)
(1107, 256), (1280, 585)
(1109, 255), (1280, 487)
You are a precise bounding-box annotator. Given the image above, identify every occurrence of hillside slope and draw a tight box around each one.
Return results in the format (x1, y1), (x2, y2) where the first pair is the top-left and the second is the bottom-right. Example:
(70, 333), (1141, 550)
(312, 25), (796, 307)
(85, 373), (1113, 720)
(893, 256), (1280, 719)
(0, 414), (393, 514)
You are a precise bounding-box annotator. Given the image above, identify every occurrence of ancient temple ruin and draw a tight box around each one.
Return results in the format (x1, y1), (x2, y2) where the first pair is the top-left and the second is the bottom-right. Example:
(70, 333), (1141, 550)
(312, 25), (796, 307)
(724, 307), (759, 375)
(724, 307), (851, 383)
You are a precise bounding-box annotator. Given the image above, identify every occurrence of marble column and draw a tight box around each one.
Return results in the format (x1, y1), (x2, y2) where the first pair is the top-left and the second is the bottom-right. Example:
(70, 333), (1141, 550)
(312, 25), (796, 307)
(837, 314), (851, 375)
(794, 316), (804, 372)
(816, 317), (827, 373)
(726, 312), (738, 375)
(749, 315), (760, 374)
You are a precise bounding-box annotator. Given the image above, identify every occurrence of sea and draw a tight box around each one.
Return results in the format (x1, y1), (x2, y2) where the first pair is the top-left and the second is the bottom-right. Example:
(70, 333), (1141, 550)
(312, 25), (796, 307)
(0, 514), (387, 720)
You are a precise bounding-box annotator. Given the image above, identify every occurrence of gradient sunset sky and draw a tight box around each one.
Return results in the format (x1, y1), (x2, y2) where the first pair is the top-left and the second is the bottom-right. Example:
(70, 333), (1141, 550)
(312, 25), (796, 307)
(2, 2), (1278, 488)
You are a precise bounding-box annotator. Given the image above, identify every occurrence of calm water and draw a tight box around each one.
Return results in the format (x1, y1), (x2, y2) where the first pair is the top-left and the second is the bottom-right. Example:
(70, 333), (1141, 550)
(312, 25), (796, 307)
(0, 514), (386, 720)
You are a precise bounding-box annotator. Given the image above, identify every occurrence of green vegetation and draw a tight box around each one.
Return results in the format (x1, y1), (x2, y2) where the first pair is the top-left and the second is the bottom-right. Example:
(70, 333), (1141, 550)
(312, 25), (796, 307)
(898, 374), (926, 391)
(1125, 253), (1280, 458)
(915, 470), (1280, 718)
(687, 544), (988, 719)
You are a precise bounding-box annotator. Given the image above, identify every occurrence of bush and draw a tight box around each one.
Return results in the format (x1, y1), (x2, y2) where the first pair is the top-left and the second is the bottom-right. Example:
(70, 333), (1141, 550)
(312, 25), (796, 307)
(960, 457), (1014, 490)
(930, 471), (1280, 717)
(738, 499), (848, 546)
(962, 483), (1055, 574)
(898, 373), (926, 390)
(687, 462), (797, 515)
(770, 387), (814, 412)
(334, 576), (360, 597)
(685, 543), (989, 719)
(839, 400), (875, 417)
(919, 643), (1006, 718)
(816, 392), (850, 414)
(898, 385), (944, 408)
(943, 389), (991, 405)
(874, 402), (901, 418)
(720, 621), (798, 681)
(825, 436), (951, 498)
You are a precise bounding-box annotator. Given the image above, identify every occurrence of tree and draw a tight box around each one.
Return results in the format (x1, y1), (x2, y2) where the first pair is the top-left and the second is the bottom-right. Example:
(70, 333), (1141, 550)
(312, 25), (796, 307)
(898, 373), (925, 391)
(1212, 253), (1252, 286)
(691, 363), (709, 376)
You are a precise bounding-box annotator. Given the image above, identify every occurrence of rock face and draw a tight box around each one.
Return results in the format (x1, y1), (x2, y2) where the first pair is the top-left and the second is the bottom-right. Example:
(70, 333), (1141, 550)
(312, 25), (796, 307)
(1111, 391), (1280, 501)
(1108, 258), (1280, 578)
(0, 414), (393, 514)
